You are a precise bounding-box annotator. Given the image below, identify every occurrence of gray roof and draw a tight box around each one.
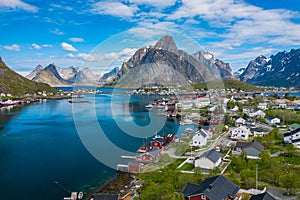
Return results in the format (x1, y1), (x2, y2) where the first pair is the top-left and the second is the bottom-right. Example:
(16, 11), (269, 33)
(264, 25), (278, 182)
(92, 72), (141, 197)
(284, 127), (300, 137)
(243, 106), (255, 109)
(94, 194), (119, 200)
(147, 147), (161, 157)
(182, 175), (240, 199)
(198, 129), (208, 138)
(250, 192), (276, 200)
(236, 140), (265, 152)
(196, 149), (222, 163)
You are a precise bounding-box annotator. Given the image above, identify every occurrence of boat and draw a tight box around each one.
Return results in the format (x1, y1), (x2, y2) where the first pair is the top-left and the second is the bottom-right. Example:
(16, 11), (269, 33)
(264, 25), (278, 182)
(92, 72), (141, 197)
(77, 191), (84, 200)
(144, 104), (153, 109)
(68, 100), (90, 103)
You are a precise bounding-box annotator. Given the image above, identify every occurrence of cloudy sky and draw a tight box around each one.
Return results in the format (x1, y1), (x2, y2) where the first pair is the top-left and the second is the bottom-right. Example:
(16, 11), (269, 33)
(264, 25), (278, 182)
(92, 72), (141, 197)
(0, 0), (300, 75)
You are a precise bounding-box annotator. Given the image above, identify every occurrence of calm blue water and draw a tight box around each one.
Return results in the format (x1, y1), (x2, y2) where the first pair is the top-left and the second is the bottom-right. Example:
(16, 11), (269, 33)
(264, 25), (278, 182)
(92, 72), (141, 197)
(0, 88), (183, 200)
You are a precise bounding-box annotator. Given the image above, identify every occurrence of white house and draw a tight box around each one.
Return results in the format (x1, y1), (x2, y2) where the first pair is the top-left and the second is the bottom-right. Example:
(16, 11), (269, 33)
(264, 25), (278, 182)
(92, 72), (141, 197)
(235, 117), (246, 127)
(230, 126), (249, 140)
(283, 128), (300, 148)
(230, 105), (239, 112)
(255, 110), (266, 118)
(243, 106), (255, 113)
(190, 129), (208, 147)
(177, 100), (193, 110)
(258, 103), (268, 110)
(194, 97), (210, 108)
(194, 149), (222, 170)
(248, 110), (266, 118)
(265, 116), (281, 126)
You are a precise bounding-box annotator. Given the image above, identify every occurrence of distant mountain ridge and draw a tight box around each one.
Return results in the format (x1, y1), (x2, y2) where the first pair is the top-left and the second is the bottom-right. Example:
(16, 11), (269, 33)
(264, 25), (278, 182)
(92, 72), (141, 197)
(239, 49), (300, 88)
(26, 64), (98, 86)
(110, 35), (235, 87)
(0, 57), (56, 95)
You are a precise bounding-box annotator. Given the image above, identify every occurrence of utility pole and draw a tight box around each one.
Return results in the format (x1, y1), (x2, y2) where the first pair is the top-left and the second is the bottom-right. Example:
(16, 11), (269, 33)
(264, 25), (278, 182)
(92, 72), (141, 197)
(256, 164), (258, 190)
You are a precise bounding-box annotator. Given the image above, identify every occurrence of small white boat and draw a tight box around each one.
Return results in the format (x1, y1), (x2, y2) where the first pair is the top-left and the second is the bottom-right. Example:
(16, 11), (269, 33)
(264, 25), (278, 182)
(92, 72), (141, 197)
(145, 104), (153, 109)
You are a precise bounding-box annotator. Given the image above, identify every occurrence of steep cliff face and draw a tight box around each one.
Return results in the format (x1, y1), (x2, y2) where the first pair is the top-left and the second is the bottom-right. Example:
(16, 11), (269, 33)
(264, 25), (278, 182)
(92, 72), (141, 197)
(192, 51), (235, 80)
(240, 49), (300, 88)
(113, 36), (232, 87)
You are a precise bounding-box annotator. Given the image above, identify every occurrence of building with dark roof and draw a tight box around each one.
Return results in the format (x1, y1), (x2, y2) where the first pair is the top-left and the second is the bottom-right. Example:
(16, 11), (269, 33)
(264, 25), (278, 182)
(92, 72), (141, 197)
(283, 128), (300, 148)
(194, 149), (222, 170)
(182, 175), (240, 200)
(93, 193), (119, 200)
(250, 192), (276, 200)
(232, 140), (265, 159)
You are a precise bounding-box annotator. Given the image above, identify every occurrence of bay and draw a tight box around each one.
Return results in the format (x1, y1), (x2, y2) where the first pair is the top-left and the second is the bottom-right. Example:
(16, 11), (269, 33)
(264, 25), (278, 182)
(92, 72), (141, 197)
(0, 88), (184, 200)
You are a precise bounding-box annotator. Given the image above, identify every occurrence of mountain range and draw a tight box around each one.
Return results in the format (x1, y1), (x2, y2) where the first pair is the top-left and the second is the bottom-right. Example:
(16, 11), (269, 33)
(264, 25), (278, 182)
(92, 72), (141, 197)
(0, 57), (56, 95)
(111, 35), (235, 87)
(24, 35), (300, 88)
(239, 49), (300, 88)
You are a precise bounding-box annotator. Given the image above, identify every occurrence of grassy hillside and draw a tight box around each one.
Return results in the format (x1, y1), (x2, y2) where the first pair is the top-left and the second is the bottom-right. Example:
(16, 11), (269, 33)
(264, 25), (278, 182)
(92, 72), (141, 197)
(0, 57), (57, 95)
(192, 80), (261, 92)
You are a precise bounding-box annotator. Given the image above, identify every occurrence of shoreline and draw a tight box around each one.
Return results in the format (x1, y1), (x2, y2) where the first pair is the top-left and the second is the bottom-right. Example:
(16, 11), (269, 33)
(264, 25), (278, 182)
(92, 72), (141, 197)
(87, 172), (138, 200)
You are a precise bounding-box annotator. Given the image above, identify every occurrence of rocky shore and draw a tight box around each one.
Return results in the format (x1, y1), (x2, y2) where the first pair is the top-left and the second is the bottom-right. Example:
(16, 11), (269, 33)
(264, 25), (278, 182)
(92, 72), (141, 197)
(88, 172), (141, 200)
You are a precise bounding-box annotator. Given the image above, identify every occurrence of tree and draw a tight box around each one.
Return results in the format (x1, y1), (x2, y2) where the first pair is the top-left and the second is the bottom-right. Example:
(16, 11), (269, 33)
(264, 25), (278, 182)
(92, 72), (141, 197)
(280, 173), (299, 194)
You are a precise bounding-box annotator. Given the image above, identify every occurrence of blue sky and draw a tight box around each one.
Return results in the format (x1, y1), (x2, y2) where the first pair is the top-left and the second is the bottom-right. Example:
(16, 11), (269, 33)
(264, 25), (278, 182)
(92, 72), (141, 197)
(0, 0), (300, 76)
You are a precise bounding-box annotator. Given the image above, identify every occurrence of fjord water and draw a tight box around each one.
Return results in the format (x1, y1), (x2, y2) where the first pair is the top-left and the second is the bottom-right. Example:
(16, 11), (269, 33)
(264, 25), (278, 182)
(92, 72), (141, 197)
(0, 88), (180, 200)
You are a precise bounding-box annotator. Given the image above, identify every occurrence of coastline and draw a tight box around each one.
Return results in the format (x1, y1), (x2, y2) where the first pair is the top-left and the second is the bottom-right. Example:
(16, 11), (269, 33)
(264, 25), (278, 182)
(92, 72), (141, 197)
(87, 172), (138, 200)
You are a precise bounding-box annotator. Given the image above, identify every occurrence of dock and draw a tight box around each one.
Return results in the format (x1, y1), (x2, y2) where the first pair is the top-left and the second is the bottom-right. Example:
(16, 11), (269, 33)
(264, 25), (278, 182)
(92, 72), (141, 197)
(121, 155), (136, 159)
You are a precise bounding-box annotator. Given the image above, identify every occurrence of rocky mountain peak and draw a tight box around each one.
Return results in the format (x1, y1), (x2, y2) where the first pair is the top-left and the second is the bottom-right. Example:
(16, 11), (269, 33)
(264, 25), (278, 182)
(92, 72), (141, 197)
(239, 48), (300, 88)
(154, 35), (178, 54)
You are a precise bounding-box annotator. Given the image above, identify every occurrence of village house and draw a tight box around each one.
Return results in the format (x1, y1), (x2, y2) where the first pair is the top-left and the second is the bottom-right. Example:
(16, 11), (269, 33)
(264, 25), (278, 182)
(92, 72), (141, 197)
(249, 192), (276, 200)
(190, 129), (209, 148)
(247, 110), (266, 118)
(128, 162), (143, 173)
(250, 128), (269, 137)
(93, 194), (120, 200)
(230, 126), (250, 140)
(257, 103), (268, 110)
(289, 123), (300, 131)
(265, 116), (280, 126)
(181, 175), (240, 200)
(243, 106), (255, 113)
(235, 117), (246, 127)
(135, 147), (161, 163)
(194, 96), (211, 108)
(151, 136), (165, 150)
(194, 149), (222, 170)
(232, 140), (265, 159)
(283, 128), (300, 148)
(230, 105), (239, 112)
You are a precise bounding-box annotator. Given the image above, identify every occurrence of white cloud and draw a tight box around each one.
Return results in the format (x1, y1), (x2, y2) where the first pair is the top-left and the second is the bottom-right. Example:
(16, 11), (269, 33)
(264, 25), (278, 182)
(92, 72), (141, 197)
(31, 43), (41, 50)
(61, 42), (77, 52)
(66, 53), (74, 58)
(127, 0), (177, 9)
(50, 28), (64, 35)
(4, 44), (20, 51)
(69, 37), (84, 43)
(0, 0), (38, 12)
(91, 1), (138, 18)
(77, 53), (96, 61)
(42, 44), (53, 48)
(167, 0), (300, 49)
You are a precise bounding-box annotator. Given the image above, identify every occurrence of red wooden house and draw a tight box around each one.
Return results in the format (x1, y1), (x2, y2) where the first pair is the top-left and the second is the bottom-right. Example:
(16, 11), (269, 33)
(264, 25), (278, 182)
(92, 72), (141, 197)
(136, 147), (161, 163)
(151, 137), (165, 149)
(128, 162), (143, 173)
